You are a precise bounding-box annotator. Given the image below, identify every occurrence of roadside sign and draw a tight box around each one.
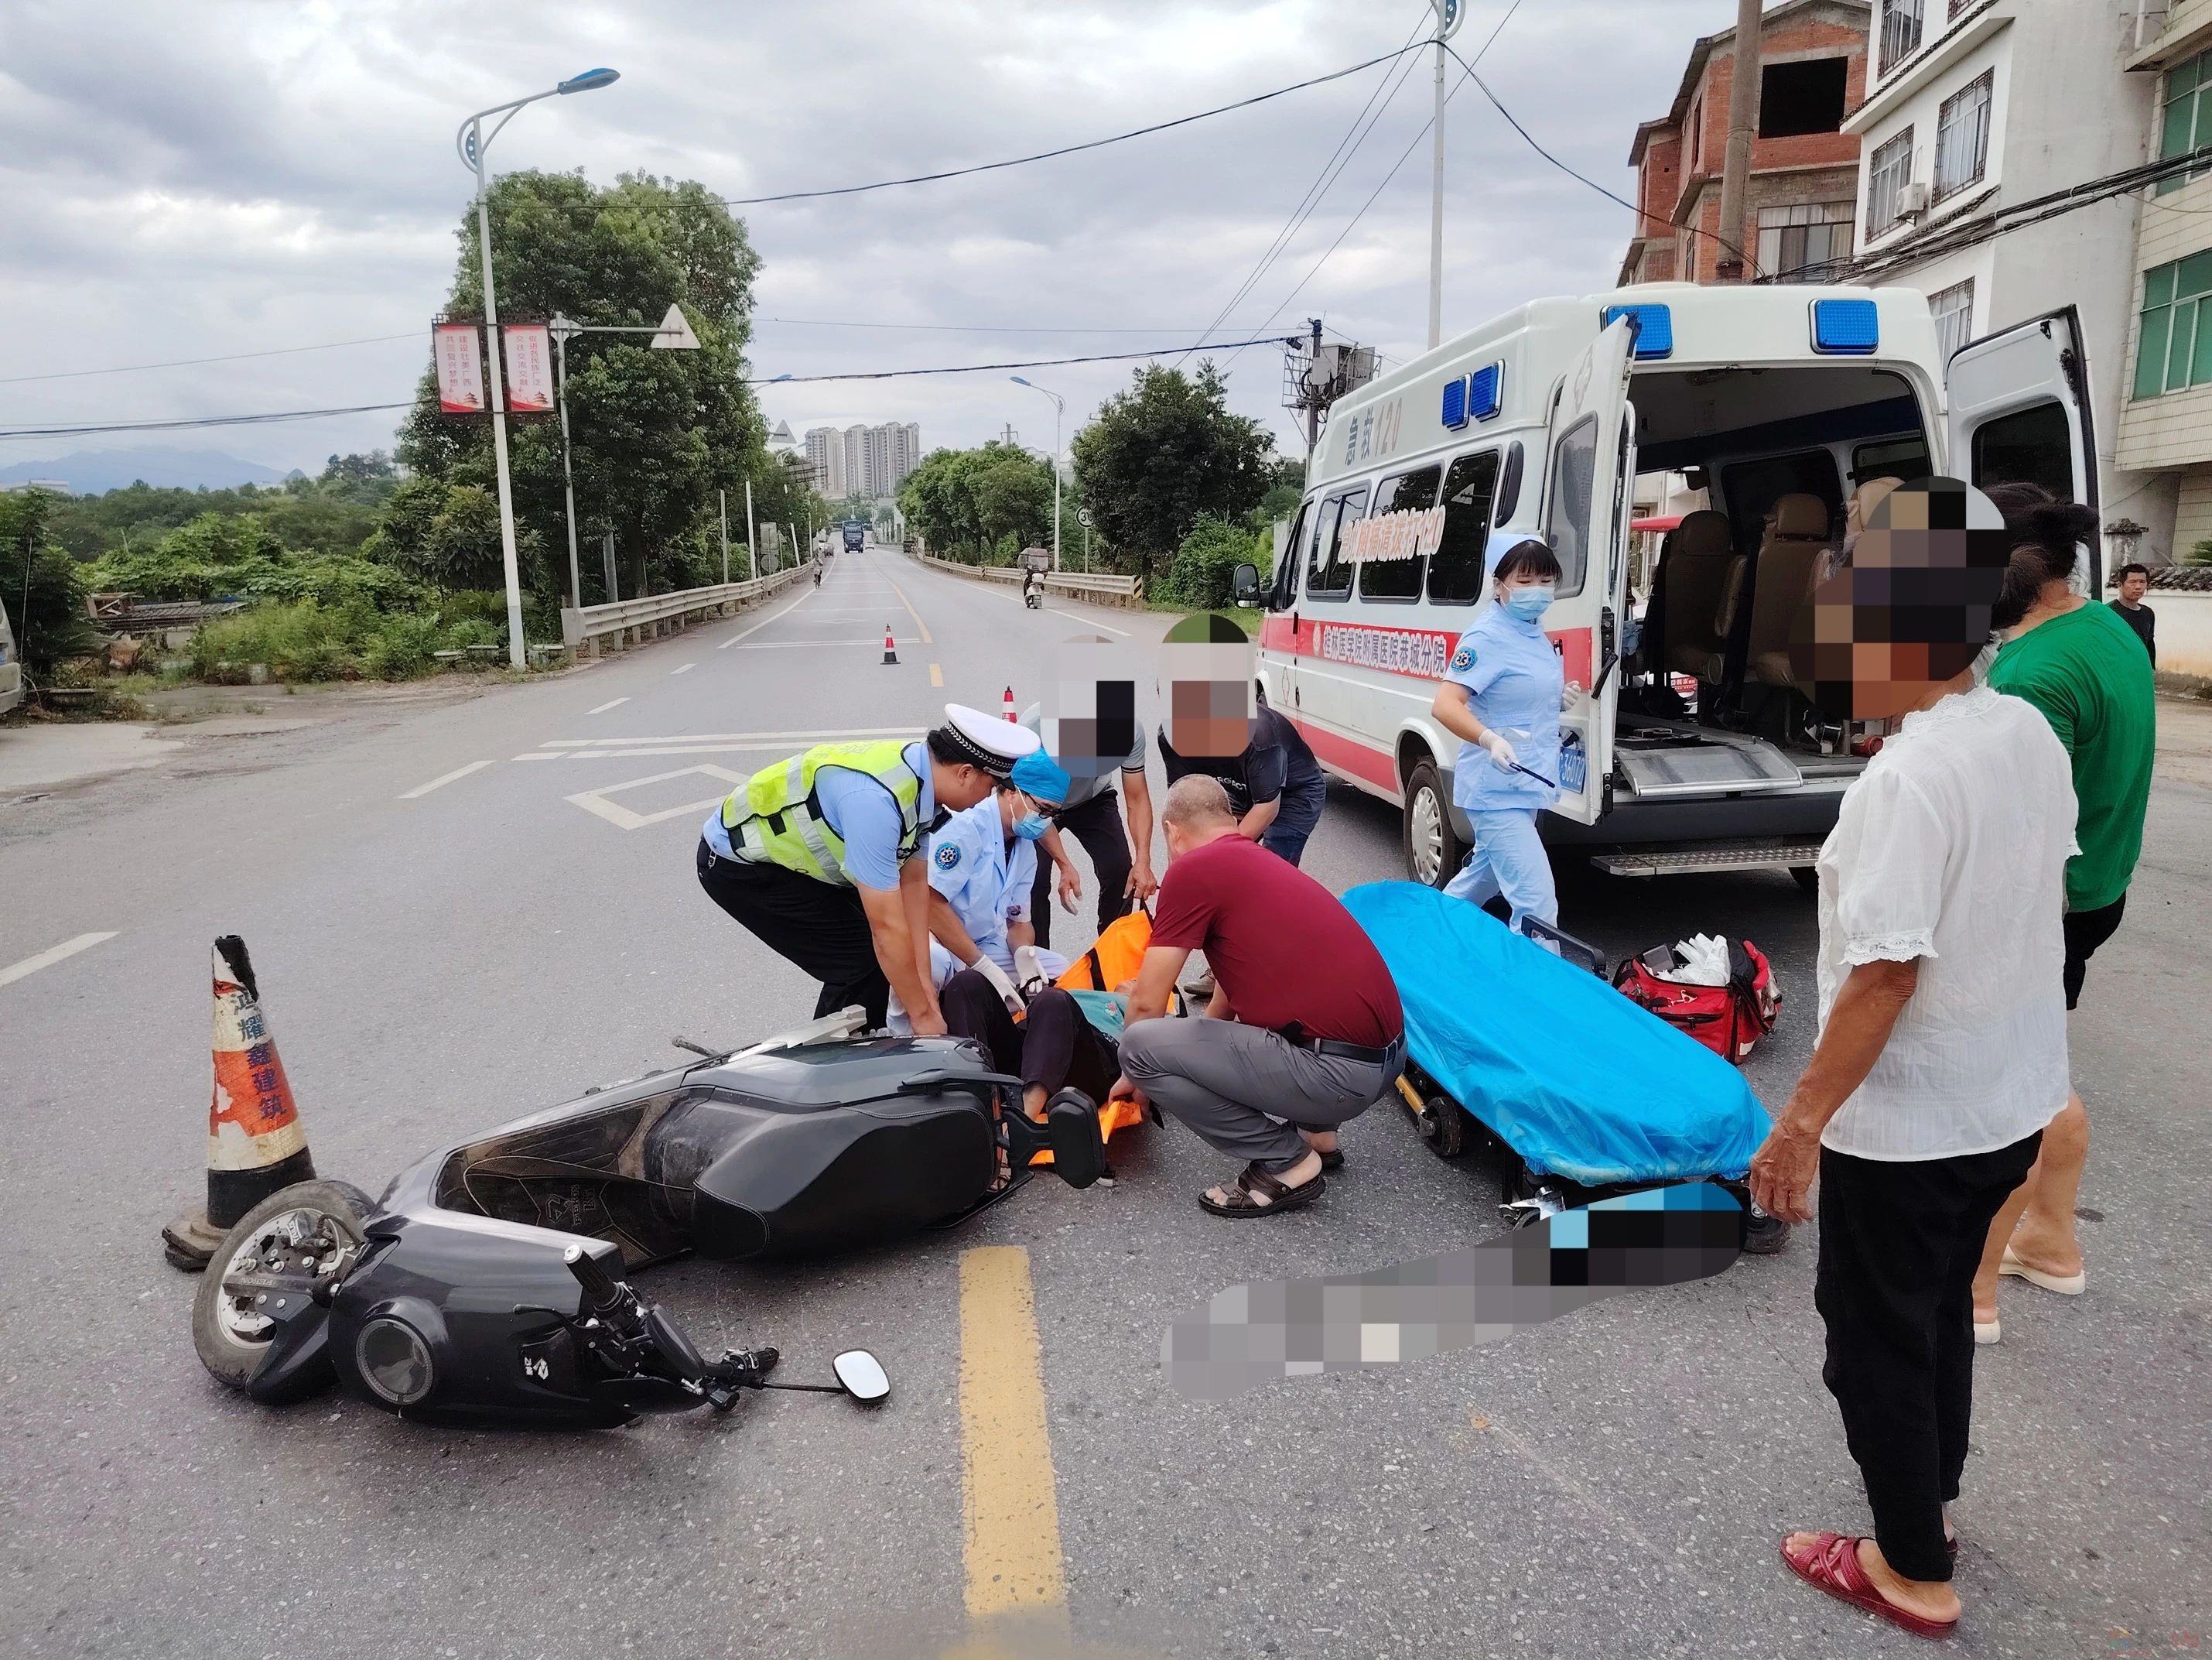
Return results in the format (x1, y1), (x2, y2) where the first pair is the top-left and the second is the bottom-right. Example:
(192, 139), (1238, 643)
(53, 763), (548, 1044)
(651, 303), (701, 350)
(1076, 508), (1092, 527)
(433, 324), (486, 413)
(502, 325), (555, 413)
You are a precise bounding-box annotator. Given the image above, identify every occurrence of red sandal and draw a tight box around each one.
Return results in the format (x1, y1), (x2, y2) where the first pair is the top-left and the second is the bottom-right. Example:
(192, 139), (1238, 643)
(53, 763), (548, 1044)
(1780, 1532), (1958, 1641)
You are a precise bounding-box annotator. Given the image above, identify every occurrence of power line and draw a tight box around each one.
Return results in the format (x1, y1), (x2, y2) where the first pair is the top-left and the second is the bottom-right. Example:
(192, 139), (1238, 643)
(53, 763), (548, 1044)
(757, 316), (1222, 335)
(0, 402), (413, 442)
(1177, 6), (1435, 367)
(744, 337), (1300, 385)
(717, 44), (1432, 207)
(0, 333), (422, 386)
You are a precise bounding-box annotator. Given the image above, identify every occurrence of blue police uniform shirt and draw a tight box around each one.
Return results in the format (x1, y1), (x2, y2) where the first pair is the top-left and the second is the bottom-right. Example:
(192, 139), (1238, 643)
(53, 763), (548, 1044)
(1444, 606), (1564, 810)
(926, 796), (1037, 974)
(701, 739), (936, 891)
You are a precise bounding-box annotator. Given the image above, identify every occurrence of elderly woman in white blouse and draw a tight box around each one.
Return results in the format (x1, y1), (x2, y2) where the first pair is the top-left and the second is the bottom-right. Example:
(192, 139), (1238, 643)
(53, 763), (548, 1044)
(1749, 480), (2077, 1642)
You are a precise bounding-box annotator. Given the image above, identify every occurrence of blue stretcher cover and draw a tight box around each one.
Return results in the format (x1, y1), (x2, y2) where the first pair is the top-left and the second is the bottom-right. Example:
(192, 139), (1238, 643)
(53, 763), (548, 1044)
(1342, 882), (1770, 1186)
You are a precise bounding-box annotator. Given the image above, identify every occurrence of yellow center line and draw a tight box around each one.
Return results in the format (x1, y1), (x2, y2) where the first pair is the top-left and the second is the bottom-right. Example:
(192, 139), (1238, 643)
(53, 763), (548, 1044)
(959, 1246), (1068, 1624)
(885, 571), (934, 645)
(931, 662), (945, 687)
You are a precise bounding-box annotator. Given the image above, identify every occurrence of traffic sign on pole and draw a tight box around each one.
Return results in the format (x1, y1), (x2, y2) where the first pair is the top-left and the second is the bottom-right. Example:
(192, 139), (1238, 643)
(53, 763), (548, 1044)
(651, 303), (700, 350)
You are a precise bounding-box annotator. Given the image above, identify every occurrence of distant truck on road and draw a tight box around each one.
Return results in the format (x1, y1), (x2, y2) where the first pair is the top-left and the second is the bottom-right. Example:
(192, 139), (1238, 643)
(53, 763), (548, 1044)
(840, 519), (867, 553)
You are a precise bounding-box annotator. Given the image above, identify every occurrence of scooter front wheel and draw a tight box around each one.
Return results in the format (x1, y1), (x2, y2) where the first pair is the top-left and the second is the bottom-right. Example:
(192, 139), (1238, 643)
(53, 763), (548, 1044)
(191, 1179), (375, 1391)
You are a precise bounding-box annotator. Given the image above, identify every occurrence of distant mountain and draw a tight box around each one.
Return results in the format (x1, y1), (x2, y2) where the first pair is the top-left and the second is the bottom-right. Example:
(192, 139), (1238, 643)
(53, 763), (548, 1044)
(0, 447), (293, 495)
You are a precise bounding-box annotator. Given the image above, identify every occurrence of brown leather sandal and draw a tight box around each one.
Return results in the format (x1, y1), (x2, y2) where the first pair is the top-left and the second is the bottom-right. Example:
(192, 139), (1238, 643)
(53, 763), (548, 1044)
(1198, 1162), (1325, 1218)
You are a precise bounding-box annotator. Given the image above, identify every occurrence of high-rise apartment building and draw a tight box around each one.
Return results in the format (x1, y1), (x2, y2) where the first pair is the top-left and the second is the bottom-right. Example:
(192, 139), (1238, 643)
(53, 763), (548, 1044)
(802, 421), (926, 499)
(801, 426), (846, 497)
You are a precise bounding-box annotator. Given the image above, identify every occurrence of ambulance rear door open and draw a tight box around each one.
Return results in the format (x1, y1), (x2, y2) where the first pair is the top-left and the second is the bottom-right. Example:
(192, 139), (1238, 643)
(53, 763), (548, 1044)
(1947, 306), (2098, 584)
(1536, 315), (1636, 827)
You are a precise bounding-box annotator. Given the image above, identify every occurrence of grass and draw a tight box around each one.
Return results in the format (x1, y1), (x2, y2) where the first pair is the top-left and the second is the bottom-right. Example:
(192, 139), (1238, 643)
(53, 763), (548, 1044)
(181, 598), (538, 683)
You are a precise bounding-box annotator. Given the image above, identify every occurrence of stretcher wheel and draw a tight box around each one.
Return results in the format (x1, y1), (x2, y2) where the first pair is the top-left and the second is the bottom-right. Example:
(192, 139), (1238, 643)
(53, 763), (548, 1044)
(1393, 1073), (1465, 1159)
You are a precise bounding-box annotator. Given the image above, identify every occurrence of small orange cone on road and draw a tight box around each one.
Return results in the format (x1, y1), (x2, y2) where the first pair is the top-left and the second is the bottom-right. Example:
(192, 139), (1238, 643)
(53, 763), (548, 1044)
(162, 936), (318, 1271)
(1002, 686), (1017, 721)
(882, 627), (898, 666)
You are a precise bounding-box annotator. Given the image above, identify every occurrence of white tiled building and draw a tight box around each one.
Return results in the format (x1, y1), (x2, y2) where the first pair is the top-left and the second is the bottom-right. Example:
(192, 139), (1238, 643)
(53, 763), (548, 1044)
(2114, 1), (2212, 563)
(1842, 1), (2153, 537)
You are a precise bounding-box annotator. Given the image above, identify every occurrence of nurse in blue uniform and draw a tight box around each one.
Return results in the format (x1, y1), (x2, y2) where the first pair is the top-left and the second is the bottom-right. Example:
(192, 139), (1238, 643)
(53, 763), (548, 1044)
(1429, 533), (1574, 932)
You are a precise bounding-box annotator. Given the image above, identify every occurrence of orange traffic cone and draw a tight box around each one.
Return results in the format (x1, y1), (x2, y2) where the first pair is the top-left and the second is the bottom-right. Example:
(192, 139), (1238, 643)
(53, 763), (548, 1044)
(1002, 685), (1017, 720)
(162, 936), (317, 1271)
(882, 627), (898, 665)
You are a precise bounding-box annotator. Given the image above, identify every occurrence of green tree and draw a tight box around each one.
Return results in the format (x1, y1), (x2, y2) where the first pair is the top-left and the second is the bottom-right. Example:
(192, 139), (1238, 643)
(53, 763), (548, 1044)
(1070, 361), (1274, 578)
(389, 169), (768, 604)
(896, 443), (1054, 563)
(2, 490), (95, 679)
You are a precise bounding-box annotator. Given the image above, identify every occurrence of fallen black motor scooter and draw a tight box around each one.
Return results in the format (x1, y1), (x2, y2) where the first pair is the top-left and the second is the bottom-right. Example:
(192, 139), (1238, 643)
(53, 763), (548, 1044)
(191, 1011), (1106, 1430)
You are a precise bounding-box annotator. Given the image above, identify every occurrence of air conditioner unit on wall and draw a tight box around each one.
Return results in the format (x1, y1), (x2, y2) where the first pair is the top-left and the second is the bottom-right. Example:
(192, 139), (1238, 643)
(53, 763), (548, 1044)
(1897, 181), (1931, 217)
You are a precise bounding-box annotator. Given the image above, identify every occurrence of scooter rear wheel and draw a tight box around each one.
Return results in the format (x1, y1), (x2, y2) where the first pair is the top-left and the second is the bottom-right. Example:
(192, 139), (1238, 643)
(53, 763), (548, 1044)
(191, 1179), (375, 1391)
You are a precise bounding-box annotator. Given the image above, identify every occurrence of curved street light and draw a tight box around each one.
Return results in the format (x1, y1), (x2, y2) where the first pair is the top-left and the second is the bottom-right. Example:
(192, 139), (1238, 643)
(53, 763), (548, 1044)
(454, 69), (621, 666)
(1009, 375), (1066, 572)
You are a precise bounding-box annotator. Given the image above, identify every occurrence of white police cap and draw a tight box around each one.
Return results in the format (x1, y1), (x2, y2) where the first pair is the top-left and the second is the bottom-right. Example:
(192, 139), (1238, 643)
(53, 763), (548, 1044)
(938, 703), (1041, 776)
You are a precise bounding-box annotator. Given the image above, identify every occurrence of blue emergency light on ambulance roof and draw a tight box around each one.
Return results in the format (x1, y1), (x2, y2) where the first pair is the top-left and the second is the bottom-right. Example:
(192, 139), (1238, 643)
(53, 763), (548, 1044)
(1441, 375), (1470, 430)
(1601, 303), (1672, 359)
(1811, 298), (1879, 354)
(1467, 361), (1503, 421)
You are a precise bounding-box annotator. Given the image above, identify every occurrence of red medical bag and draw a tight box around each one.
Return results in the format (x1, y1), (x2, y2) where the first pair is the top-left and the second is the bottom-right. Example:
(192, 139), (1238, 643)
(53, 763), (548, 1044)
(1611, 940), (1780, 1065)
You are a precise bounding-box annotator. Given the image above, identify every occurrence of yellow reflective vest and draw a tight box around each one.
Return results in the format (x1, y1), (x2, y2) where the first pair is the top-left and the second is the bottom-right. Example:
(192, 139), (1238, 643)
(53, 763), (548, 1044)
(718, 741), (925, 886)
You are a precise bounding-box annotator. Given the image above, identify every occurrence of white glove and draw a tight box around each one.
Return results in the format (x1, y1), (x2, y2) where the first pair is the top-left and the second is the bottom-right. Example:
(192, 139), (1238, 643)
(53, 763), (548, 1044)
(1479, 730), (1519, 772)
(972, 955), (1024, 1015)
(1560, 680), (1585, 714)
(1012, 944), (1051, 1001)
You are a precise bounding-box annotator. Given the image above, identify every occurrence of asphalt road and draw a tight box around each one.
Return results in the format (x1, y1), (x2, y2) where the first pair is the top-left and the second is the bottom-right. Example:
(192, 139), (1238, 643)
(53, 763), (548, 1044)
(2, 546), (2206, 1660)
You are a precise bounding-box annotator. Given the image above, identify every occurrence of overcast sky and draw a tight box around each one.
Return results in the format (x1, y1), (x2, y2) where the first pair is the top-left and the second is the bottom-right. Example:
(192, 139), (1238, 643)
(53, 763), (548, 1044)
(0, 0), (1745, 482)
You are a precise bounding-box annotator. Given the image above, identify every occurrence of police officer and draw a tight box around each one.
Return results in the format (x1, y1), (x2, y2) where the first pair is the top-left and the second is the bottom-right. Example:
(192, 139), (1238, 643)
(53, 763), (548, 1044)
(1429, 533), (1574, 932)
(696, 705), (1039, 1034)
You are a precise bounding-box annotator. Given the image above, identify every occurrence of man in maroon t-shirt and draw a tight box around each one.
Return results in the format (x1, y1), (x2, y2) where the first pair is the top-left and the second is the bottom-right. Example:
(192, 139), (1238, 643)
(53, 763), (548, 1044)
(1109, 776), (1404, 1217)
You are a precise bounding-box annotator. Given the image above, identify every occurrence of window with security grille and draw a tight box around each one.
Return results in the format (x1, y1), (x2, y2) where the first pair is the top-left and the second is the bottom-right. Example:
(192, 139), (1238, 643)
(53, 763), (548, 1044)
(1879, 0), (1924, 74)
(1867, 128), (1916, 234)
(2158, 47), (2212, 195)
(2133, 252), (2212, 399)
(1757, 202), (1855, 280)
(1933, 72), (1992, 201)
(1930, 279), (1974, 362)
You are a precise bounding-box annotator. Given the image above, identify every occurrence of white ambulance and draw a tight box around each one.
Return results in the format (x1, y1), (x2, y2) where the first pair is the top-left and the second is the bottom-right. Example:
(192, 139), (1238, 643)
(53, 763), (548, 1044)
(1238, 282), (2096, 886)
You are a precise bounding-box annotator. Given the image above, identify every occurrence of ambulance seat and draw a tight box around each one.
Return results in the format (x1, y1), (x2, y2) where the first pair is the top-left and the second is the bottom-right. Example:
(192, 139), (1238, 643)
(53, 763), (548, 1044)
(1749, 493), (1835, 690)
(1659, 511), (1743, 686)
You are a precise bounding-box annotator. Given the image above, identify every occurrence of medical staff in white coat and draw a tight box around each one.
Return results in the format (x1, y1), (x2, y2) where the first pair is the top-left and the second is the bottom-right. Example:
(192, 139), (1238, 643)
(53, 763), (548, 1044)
(1428, 533), (1578, 932)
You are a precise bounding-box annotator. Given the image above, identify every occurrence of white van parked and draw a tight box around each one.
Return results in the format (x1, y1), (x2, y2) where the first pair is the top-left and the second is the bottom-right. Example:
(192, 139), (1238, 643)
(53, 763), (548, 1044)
(1243, 282), (2094, 886)
(0, 594), (22, 717)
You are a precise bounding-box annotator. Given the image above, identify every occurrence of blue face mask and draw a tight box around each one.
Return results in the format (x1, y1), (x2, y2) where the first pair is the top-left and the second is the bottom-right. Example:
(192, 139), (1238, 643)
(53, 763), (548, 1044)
(1503, 584), (1555, 622)
(1013, 813), (1051, 841)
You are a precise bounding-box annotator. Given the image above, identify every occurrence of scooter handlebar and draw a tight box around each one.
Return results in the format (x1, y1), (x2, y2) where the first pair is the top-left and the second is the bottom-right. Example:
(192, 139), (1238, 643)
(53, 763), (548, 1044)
(562, 1244), (624, 1312)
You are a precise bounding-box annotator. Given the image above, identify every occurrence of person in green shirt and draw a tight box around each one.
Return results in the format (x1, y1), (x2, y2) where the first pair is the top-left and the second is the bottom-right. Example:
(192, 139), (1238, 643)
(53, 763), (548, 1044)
(1972, 486), (2156, 1340)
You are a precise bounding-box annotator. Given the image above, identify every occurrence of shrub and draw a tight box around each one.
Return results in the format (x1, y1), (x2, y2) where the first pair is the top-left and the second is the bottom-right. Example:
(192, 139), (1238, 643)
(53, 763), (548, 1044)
(1154, 514), (1271, 611)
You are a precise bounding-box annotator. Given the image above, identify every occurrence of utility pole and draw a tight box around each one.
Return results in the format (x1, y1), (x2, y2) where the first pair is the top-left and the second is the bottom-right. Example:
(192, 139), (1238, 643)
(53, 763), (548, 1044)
(744, 478), (757, 580)
(550, 321), (583, 611)
(1713, 0), (1764, 282)
(1427, 0), (1465, 351)
(720, 489), (730, 585)
(1304, 317), (1324, 459)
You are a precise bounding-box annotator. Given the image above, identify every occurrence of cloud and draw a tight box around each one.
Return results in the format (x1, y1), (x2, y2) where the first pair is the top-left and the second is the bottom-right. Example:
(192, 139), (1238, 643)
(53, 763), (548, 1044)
(0, 0), (1730, 475)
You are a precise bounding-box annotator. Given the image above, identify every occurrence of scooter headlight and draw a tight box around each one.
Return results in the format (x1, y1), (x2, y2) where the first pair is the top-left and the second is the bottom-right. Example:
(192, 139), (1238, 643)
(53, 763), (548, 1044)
(355, 1318), (436, 1406)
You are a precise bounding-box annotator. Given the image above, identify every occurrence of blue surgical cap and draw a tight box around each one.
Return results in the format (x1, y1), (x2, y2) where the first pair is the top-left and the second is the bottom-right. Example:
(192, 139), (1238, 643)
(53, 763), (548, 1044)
(1011, 749), (1072, 806)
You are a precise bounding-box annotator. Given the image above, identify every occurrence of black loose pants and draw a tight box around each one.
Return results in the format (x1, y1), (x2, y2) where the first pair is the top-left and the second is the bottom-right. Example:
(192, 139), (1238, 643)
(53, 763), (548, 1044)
(1814, 1131), (2041, 1583)
(1028, 787), (1133, 952)
(940, 970), (1119, 1105)
(696, 840), (890, 1029)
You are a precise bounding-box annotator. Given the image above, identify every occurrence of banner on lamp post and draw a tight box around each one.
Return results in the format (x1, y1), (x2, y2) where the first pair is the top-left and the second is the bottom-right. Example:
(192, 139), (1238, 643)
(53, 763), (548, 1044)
(433, 324), (487, 414)
(502, 324), (556, 414)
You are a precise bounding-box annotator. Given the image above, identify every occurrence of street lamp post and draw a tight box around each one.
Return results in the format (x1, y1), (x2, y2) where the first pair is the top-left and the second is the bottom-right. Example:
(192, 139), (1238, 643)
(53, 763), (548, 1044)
(1009, 375), (1065, 572)
(1427, 0), (1465, 351)
(456, 67), (619, 666)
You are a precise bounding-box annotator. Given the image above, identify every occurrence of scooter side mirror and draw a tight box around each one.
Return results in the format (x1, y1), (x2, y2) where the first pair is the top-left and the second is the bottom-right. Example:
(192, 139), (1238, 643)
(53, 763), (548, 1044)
(832, 1349), (890, 1403)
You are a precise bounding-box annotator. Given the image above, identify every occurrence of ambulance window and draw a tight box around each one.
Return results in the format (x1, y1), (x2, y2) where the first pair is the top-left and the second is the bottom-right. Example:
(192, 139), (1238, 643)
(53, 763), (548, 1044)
(1851, 436), (1930, 485)
(1545, 416), (1599, 598)
(1971, 401), (2075, 501)
(1305, 484), (1368, 601)
(1427, 450), (1502, 604)
(1359, 465), (1441, 601)
(1273, 499), (1312, 608)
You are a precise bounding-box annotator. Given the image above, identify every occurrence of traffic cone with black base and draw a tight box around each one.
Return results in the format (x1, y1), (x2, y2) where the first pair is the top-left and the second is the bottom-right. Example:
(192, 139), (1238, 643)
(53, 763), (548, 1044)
(162, 936), (317, 1271)
(882, 627), (898, 665)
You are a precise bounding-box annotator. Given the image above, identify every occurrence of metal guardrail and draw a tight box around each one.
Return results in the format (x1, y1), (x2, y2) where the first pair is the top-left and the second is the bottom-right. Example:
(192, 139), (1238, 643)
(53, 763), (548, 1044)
(911, 549), (1143, 609)
(559, 565), (805, 653)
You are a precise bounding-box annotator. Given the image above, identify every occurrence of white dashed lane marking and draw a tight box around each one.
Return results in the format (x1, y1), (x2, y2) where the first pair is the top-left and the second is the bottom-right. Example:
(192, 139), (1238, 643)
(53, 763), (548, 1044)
(399, 759), (496, 799)
(587, 698), (630, 714)
(1, 933), (119, 990)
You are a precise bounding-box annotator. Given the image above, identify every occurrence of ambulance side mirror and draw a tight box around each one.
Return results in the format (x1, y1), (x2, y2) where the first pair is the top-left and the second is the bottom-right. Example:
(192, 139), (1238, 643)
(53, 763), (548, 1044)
(1229, 562), (1261, 609)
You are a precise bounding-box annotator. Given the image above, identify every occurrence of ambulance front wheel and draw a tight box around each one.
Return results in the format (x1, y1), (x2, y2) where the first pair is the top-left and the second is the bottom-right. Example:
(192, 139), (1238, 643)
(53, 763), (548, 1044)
(1402, 760), (1465, 889)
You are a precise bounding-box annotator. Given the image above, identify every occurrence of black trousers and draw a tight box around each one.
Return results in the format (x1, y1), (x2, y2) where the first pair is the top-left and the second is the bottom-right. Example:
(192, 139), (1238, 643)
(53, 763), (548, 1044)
(2061, 893), (2126, 1010)
(940, 970), (1119, 1104)
(1029, 788), (1133, 952)
(696, 840), (890, 1029)
(1815, 1132), (2042, 1583)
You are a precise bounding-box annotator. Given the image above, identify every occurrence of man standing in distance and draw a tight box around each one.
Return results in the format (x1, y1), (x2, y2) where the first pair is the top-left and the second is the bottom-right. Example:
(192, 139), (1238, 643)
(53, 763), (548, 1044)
(2108, 562), (2156, 664)
(697, 706), (1039, 1034)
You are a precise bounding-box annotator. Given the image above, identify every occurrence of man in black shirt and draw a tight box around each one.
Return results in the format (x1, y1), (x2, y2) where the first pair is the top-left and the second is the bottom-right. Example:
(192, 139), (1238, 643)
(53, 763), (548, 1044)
(2108, 563), (2156, 663)
(1157, 703), (1328, 866)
